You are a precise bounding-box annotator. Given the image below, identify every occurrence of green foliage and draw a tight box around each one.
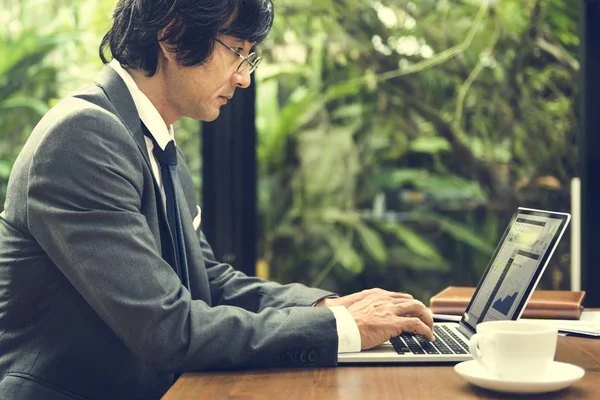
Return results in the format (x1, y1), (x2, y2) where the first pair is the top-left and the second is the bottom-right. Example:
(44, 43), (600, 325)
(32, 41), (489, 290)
(379, 222), (444, 264)
(0, 29), (62, 202)
(0, 0), (578, 301)
(0, 0), (201, 209)
(256, 0), (578, 299)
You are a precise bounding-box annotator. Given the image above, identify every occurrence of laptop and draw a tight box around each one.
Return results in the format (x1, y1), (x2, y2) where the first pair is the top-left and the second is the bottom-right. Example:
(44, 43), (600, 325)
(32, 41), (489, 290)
(338, 207), (571, 363)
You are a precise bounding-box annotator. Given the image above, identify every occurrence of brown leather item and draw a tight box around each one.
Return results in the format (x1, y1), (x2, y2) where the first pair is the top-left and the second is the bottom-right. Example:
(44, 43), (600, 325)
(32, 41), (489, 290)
(430, 286), (586, 320)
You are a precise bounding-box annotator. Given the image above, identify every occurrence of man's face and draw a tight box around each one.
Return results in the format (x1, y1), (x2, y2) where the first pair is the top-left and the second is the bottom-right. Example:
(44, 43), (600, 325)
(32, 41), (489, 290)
(161, 35), (254, 122)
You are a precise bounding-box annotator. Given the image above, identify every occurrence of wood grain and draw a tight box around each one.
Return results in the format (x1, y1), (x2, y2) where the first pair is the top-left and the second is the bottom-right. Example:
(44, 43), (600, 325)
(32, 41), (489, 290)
(163, 335), (600, 399)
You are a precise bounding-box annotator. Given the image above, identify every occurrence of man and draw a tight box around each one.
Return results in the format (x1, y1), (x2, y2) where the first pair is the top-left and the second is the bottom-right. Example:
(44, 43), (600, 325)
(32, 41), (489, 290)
(0, 0), (434, 399)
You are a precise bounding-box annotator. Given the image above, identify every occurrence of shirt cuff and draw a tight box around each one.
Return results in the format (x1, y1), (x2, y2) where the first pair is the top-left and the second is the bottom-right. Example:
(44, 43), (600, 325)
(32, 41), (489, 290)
(328, 305), (361, 353)
(311, 294), (338, 307)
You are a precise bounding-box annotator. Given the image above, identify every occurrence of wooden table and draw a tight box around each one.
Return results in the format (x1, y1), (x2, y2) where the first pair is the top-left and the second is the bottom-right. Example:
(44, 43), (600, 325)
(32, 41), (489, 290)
(162, 335), (600, 399)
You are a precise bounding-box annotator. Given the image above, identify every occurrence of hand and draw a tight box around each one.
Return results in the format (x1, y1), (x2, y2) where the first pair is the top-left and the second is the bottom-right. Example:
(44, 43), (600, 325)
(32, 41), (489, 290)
(316, 288), (434, 350)
(315, 288), (414, 309)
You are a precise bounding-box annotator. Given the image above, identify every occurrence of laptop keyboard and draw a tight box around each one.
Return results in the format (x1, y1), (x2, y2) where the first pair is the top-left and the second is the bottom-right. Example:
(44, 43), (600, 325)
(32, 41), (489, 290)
(389, 325), (469, 355)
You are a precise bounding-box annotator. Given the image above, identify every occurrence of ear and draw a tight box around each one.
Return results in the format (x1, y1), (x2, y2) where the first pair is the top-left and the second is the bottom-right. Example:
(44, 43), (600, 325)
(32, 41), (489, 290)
(158, 27), (177, 63)
(158, 41), (176, 63)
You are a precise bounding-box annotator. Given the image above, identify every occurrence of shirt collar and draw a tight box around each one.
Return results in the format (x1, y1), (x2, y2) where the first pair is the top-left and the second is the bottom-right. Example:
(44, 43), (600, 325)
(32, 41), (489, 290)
(108, 60), (174, 150)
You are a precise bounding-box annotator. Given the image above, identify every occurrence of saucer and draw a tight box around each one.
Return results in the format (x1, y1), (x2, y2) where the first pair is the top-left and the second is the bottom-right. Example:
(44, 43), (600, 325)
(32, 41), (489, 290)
(454, 360), (585, 394)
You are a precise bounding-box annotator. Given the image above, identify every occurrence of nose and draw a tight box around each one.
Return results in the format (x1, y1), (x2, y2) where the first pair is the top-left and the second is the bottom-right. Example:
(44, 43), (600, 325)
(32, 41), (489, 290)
(232, 69), (252, 89)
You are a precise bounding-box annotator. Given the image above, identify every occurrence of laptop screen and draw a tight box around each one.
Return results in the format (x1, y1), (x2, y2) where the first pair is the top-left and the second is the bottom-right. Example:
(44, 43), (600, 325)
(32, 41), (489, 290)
(460, 208), (570, 333)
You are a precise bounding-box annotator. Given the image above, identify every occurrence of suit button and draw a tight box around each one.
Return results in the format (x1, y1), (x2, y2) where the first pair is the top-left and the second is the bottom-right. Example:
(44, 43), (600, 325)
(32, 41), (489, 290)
(300, 350), (308, 363)
(291, 350), (300, 363)
(308, 350), (317, 362)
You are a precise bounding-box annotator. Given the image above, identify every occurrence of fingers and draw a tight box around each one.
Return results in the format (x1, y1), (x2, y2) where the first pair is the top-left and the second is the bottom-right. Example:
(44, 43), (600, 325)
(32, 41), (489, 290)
(398, 317), (435, 341)
(389, 291), (414, 299)
(357, 292), (432, 329)
(359, 290), (414, 307)
(395, 300), (434, 330)
(343, 288), (414, 310)
(349, 294), (435, 348)
(366, 288), (413, 299)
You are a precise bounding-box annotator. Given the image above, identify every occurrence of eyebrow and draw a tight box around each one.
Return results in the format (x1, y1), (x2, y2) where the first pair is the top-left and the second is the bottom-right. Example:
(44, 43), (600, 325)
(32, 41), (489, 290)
(227, 36), (256, 47)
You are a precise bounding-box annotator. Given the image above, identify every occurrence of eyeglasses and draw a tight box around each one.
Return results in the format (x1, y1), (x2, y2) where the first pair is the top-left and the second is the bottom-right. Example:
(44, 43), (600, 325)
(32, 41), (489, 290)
(215, 38), (262, 74)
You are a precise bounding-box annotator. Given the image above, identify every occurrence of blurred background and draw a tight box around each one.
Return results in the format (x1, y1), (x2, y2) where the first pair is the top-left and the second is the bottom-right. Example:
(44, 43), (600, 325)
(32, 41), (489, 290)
(0, 0), (582, 303)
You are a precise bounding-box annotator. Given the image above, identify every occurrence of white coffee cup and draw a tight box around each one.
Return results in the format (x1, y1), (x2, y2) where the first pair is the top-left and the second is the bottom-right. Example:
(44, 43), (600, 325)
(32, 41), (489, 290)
(468, 320), (558, 381)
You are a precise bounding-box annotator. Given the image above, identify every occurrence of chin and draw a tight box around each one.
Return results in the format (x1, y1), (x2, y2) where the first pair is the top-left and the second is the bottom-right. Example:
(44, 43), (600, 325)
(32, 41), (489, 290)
(196, 110), (220, 122)
(204, 113), (220, 122)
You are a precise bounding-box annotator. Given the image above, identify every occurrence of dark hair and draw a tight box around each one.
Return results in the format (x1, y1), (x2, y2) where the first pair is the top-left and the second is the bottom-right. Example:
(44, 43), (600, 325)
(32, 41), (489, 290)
(99, 0), (274, 76)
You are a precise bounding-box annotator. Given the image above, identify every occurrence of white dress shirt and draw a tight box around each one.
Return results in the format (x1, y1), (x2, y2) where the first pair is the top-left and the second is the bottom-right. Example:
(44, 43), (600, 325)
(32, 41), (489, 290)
(108, 60), (361, 354)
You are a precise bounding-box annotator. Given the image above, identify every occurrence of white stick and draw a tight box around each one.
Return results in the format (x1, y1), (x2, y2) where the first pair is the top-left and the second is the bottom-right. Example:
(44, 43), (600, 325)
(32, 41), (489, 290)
(570, 177), (581, 291)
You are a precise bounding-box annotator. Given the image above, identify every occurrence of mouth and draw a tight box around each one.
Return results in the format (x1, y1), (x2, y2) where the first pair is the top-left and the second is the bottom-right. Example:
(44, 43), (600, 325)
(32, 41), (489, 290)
(218, 95), (232, 104)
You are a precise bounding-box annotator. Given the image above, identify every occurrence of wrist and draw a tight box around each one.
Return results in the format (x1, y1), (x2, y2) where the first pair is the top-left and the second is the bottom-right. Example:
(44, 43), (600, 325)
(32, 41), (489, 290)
(314, 298), (329, 307)
(314, 295), (338, 307)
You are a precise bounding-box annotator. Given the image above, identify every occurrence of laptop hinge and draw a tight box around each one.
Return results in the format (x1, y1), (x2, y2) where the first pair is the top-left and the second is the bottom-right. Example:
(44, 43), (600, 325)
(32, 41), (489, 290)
(457, 323), (474, 339)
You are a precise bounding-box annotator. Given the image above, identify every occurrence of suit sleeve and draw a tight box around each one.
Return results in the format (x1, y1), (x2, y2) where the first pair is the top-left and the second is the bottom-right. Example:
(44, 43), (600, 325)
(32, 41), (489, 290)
(175, 150), (337, 311)
(26, 106), (339, 372)
(194, 231), (335, 310)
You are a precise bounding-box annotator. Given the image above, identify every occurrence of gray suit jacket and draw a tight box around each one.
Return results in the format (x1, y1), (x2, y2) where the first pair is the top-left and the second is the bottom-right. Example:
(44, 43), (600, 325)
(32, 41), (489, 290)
(0, 66), (338, 400)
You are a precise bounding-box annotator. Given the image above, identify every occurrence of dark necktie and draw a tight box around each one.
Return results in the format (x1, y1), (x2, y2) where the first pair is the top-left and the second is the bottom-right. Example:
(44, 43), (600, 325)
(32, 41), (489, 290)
(151, 139), (190, 289)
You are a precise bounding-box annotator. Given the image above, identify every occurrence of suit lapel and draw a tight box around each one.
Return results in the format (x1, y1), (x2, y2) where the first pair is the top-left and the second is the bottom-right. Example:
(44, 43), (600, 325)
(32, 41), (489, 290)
(139, 125), (181, 275)
(175, 178), (212, 303)
(93, 65), (210, 302)
(93, 66), (180, 277)
(94, 66), (154, 174)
